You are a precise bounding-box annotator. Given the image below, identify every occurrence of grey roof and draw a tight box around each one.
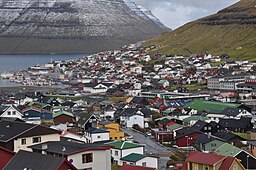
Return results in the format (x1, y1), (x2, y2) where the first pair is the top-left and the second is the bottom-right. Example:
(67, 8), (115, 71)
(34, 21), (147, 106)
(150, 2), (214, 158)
(86, 127), (109, 134)
(3, 150), (67, 170)
(221, 107), (242, 117)
(0, 120), (35, 142)
(29, 141), (107, 155)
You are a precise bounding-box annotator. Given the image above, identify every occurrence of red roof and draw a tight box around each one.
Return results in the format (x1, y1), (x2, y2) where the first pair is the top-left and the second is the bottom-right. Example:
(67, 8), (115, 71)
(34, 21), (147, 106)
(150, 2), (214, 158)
(0, 146), (15, 155)
(219, 156), (235, 170)
(120, 164), (156, 170)
(186, 151), (225, 165)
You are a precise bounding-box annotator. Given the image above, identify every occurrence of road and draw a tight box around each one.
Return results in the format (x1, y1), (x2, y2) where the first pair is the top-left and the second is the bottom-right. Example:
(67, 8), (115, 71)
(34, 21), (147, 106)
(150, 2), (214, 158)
(121, 128), (177, 170)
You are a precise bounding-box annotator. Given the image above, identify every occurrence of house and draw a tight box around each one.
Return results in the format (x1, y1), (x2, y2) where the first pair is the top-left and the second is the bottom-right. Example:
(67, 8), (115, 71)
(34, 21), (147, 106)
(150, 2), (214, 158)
(120, 164), (157, 170)
(3, 150), (77, 170)
(220, 107), (252, 119)
(0, 146), (15, 169)
(193, 133), (225, 152)
(30, 141), (111, 170)
(84, 127), (110, 143)
(97, 121), (127, 140)
(22, 107), (53, 124)
(0, 120), (61, 152)
(191, 120), (223, 135)
(218, 117), (253, 133)
(120, 153), (158, 169)
(77, 112), (98, 130)
(213, 131), (245, 145)
(53, 110), (76, 125)
(119, 107), (152, 128)
(175, 127), (202, 147)
(182, 151), (245, 170)
(214, 143), (256, 170)
(0, 105), (23, 120)
(103, 106), (116, 119)
(106, 140), (145, 165)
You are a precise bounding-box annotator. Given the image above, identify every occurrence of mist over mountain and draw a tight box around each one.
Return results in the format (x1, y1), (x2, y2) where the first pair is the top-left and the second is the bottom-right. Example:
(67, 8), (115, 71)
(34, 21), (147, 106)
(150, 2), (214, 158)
(0, 0), (169, 54)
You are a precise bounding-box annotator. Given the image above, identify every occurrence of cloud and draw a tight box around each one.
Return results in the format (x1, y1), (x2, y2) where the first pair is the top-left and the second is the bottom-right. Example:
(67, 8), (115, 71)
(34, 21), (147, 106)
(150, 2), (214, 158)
(132, 0), (240, 29)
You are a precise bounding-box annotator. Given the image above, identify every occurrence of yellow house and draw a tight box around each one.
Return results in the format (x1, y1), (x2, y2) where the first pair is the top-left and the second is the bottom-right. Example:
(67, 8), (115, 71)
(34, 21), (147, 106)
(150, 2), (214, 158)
(184, 152), (245, 170)
(97, 121), (127, 140)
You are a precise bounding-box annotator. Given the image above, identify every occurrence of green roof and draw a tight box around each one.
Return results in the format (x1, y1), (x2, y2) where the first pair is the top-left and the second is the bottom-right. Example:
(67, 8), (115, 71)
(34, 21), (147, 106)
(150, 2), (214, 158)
(106, 141), (144, 150)
(120, 153), (145, 162)
(167, 124), (183, 131)
(53, 110), (74, 118)
(183, 116), (208, 122)
(184, 100), (241, 112)
(214, 143), (241, 157)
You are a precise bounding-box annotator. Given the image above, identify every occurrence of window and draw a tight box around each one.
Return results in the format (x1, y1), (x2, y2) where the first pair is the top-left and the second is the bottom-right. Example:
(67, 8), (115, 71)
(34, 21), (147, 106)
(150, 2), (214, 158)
(7, 111), (11, 115)
(82, 153), (93, 163)
(142, 162), (146, 167)
(12, 111), (16, 115)
(204, 165), (209, 170)
(21, 139), (26, 145)
(32, 137), (41, 143)
(115, 151), (118, 156)
(97, 135), (101, 139)
(233, 164), (237, 170)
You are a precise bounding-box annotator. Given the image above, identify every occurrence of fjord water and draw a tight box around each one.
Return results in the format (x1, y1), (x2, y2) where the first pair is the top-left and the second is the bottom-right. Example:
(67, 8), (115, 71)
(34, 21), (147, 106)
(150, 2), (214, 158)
(0, 54), (88, 87)
(0, 54), (87, 73)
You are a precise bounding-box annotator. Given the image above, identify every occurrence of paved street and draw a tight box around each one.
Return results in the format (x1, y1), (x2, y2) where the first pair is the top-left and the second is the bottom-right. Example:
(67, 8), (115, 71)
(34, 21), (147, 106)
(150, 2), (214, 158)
(121, 128), (177, 170)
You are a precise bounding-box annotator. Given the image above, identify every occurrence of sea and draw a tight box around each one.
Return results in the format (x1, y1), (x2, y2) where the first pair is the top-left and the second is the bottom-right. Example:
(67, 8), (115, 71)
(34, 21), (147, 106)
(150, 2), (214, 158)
(0, 54), (88, 87)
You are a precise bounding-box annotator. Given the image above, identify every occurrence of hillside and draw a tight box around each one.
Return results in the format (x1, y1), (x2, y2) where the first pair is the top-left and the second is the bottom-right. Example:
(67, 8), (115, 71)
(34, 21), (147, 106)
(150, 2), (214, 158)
(144, 0), (256, 60)
(0, 0), (169, 54)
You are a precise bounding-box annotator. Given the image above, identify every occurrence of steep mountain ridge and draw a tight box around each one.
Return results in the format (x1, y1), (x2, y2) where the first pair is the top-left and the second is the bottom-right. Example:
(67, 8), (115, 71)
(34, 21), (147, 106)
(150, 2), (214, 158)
(0, 0), (168, 54)
(145, 0), (256, 60)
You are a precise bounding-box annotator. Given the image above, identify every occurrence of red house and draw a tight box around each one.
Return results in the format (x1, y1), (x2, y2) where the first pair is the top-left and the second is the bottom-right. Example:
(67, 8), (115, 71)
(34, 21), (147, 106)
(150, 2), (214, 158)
(120, 164), (156, 170)
(175, 127), (202, 147)
(53, 110), (76, 125)
(0, 146), (15, 169)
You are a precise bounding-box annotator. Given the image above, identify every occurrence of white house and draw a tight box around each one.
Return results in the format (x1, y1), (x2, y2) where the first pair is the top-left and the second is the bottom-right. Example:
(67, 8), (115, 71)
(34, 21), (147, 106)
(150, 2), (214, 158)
(84, 127), (110, 143)
(30, 141), (111, 170)
(120, 153), (158, 169)
(106, 141), (145, 165)
(0, 105), (23, 120)
(0, 120), (61, 152)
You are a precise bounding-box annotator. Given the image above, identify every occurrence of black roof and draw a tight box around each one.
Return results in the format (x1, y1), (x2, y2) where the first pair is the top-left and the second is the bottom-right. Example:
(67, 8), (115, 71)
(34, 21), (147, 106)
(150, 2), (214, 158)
(213, 131), (244, 141)
(3, 150), (70, 170)
(191, 120), (207, 131)
(220, 107), (243, 117)
(29, 141), (107, 155)
(0, 120), (60, 142)
(0, 120), (35, 142)
(219, 117), (252, 129)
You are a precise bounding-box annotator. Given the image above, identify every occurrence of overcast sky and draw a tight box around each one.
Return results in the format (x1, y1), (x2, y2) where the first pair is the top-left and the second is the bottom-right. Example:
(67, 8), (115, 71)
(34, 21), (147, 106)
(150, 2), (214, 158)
(132, 0), (239, 29)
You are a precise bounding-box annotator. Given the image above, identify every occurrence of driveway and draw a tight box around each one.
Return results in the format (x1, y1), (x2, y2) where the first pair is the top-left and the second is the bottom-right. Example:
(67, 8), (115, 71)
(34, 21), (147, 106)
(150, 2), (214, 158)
(121, 128), (177, 170)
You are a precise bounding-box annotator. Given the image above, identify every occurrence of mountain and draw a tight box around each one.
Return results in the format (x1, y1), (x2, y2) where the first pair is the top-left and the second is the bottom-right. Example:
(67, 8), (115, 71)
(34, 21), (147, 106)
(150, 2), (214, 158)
(145, 0), (256, 60)
(0, 0), (169, 54)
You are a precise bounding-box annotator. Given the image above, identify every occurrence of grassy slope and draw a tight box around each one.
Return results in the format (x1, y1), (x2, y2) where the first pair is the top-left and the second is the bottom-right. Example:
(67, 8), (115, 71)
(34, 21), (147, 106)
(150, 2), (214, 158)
(145, 23), (256, 60)
(144, 0), (256, 60)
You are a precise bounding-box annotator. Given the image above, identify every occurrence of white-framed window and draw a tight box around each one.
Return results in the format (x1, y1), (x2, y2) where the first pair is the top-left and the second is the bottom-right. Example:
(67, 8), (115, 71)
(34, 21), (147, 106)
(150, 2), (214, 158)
(21, 138), (26, 145)
(115, 151), (118, 156)
(32, 137), (41, 143)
